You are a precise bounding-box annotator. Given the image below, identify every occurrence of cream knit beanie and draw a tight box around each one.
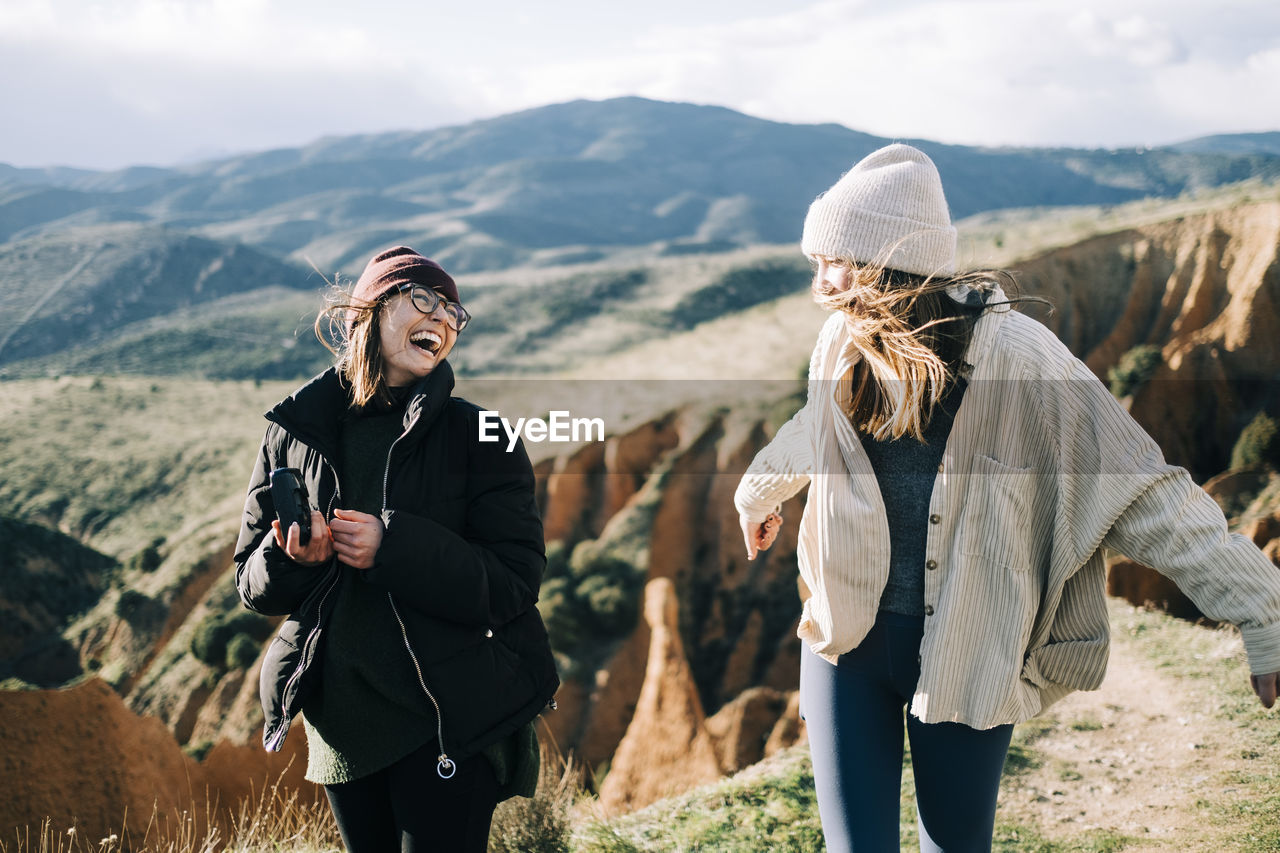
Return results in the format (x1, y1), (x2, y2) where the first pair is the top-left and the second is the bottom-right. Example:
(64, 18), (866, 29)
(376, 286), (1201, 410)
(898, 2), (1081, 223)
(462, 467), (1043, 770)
(801, 143), (956, 277)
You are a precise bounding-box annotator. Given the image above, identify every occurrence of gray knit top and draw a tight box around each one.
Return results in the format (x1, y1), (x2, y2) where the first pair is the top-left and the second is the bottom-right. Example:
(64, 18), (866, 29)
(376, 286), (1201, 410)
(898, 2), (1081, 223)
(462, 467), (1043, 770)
(859, 378), (967, 616)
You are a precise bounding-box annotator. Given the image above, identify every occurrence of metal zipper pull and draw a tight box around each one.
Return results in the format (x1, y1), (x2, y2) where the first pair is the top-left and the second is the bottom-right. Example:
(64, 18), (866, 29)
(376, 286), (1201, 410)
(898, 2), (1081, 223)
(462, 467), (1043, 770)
(388, 593), (454, 781)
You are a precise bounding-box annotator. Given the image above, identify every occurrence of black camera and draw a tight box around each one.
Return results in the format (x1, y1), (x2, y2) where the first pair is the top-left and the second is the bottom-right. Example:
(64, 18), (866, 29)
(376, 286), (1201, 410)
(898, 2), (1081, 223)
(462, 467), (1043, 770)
(270, 467), (312, 547)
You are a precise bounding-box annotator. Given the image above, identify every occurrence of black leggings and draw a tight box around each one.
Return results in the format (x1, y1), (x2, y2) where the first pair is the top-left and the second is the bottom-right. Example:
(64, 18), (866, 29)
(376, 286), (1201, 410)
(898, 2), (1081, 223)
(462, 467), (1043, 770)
(324, 741), (500, 853)
(800, 611), (1014, 852)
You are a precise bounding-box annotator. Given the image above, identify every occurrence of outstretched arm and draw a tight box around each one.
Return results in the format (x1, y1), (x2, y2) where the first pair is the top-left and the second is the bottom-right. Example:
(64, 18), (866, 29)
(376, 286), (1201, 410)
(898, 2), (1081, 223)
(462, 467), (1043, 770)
(1104, 471), (1280, 709)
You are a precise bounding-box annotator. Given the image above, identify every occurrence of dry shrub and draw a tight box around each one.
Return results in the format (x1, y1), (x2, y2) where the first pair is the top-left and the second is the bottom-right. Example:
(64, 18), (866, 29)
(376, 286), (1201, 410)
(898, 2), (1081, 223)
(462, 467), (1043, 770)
(0, 799), (223, 853)
(223, 769), (338, 853)
(488, 740), (583, 853)
(0, 763), (336, 853)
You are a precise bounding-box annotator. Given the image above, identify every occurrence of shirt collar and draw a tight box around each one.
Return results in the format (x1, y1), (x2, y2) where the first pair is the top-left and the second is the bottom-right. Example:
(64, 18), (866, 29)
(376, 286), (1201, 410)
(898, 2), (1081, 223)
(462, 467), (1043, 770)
(959, 284), (1010, 375)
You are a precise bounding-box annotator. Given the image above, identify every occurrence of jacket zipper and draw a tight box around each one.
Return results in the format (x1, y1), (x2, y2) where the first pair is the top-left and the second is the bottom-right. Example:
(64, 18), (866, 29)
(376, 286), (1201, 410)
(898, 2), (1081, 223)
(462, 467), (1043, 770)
(382, 413), (457, 780)
(388, 594), (455, 778)
(266, 567), (338, 751)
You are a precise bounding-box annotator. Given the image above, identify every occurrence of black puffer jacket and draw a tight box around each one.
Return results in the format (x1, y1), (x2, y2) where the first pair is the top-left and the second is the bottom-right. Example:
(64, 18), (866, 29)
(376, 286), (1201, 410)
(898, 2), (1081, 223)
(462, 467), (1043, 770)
(233, 362), (559, 766)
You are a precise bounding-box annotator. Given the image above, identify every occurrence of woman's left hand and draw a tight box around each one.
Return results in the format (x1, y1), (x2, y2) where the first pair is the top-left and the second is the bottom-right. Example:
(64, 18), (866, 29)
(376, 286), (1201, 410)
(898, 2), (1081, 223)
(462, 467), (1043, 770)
(330, 508), (384, 569)
(1251, 672), (1279, 709)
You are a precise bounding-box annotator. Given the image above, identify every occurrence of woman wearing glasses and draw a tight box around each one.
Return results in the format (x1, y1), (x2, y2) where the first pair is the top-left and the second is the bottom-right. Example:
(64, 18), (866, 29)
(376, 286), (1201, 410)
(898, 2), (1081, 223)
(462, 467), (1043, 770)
(234, 246), (559, 853)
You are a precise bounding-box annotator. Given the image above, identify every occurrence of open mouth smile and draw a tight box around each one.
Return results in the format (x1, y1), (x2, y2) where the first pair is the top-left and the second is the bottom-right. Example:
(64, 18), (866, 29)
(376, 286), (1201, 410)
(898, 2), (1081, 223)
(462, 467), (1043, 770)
(409, 329), (443, 355)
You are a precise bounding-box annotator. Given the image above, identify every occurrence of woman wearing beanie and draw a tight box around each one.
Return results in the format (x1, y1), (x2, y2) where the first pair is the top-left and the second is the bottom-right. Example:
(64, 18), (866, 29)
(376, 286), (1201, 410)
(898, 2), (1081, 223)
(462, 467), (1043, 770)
(734, 144), (1280, 851)
(234, 246), (559, 853)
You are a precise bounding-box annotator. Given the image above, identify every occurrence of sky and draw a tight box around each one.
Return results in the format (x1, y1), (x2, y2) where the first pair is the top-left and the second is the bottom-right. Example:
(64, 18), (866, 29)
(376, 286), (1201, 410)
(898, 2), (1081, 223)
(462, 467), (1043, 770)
(2, 0), (1279, 171)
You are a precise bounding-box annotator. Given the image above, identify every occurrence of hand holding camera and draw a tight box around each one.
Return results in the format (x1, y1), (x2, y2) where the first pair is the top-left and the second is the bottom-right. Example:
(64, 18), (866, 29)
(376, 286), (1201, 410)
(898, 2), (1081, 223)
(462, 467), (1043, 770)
(272, 510), (333, 566)
(270, 468), (333, 567)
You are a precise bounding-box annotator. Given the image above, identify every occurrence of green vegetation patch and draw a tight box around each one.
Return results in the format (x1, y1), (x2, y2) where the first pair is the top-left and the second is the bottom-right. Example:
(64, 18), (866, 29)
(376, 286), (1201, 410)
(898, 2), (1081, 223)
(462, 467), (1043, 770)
(0, 376), (290, 556)
(113, 588), (167, 630)
(1231, 411), (1280, 471)
(577, 748), (825, 853)
(126, 537), (165, 573)
(539, 540), (646, 679)
(992, 822), (1133, 852)
(1106, 344), (1162, 399)
(189, 610), (272, 671)
(668, 259), (810, 331)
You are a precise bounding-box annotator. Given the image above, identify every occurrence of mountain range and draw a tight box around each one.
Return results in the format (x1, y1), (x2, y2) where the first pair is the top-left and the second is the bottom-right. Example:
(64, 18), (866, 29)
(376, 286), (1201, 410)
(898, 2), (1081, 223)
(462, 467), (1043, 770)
(2, 97), (1278, 381)
(2, 97), (1279, 277)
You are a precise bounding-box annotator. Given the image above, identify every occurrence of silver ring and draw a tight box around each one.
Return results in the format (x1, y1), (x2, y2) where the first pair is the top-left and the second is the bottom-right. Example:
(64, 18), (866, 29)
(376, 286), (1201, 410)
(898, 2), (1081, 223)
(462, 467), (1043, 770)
(437, 758), (456, 779)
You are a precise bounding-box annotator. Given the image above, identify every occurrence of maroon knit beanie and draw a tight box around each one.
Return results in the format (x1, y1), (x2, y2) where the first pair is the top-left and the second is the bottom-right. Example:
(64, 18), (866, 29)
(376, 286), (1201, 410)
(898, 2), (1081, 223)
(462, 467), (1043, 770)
(351, 246), (460, 313)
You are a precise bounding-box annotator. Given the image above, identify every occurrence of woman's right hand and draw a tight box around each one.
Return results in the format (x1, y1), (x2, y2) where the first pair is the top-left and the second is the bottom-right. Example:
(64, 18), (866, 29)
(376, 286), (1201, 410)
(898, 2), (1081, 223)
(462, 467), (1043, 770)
(741, 512), (783, 561)
(272, 510), (334, 567)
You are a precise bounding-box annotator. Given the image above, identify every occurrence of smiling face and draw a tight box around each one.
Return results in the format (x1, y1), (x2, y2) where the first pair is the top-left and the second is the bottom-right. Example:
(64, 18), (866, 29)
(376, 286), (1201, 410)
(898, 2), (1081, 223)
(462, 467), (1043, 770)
(378, 289), (458, 386)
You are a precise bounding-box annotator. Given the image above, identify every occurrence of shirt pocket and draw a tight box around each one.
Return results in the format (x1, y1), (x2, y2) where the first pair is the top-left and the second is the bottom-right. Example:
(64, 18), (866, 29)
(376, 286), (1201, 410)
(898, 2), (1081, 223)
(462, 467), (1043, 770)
(960, 454), (1037, 572)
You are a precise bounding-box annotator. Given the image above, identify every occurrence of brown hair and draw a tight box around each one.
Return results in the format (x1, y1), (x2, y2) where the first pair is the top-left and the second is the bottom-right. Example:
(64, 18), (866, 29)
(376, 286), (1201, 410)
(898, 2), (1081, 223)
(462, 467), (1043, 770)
(811, 260), (1031, 441)
(314, 286), (393, 409)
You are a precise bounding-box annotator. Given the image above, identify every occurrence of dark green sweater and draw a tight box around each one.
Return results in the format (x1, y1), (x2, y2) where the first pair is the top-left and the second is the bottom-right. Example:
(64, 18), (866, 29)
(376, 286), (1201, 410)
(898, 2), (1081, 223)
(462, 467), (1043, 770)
(303, 389), (538, 796)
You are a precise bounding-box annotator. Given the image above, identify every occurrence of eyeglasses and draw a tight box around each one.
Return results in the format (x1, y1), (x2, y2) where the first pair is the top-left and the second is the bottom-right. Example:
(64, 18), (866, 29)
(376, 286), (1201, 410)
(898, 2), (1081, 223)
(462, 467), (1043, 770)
(396, 284), (471, 332)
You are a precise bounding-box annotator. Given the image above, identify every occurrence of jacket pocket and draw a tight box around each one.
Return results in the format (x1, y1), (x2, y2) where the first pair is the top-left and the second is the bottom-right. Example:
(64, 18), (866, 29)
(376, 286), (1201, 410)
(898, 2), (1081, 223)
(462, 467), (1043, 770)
(961, 454), (1037, 572)
(426, 630), (529, 735)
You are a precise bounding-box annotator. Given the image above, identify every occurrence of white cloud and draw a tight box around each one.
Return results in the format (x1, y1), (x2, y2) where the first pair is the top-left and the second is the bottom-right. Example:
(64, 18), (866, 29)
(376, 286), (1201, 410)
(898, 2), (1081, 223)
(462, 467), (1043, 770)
(481, 0), (1279, 149)
(0, 0), (472, 167)
(1151, 46), (1280, 135)
(2, 0), (390, 71)
(1070, 10), (1188, 67)
(1247, 46), (1280, 75)
(1, 0), (1277, 168)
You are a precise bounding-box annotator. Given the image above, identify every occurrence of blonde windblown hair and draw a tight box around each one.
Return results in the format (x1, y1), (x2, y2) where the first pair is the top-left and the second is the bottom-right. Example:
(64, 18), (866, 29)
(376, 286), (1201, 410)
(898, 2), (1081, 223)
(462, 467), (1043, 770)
(812, 258), (1019, 442)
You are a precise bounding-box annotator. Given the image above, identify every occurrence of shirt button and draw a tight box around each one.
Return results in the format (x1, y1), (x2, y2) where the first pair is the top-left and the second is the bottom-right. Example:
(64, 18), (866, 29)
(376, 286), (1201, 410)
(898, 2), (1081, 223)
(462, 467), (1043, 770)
(484, 628), (494, 638)
(925, 559), (938, 570)
(924, 605), (935, 616)
(929, 513), (941, 524)
(937, 463), (944, 474)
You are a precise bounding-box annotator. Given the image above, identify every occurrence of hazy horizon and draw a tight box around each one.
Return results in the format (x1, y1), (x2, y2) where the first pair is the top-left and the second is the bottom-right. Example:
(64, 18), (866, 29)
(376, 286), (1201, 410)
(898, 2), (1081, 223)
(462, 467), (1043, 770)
(4, 94), (1278, 176)
(2, 0), (1279, 171)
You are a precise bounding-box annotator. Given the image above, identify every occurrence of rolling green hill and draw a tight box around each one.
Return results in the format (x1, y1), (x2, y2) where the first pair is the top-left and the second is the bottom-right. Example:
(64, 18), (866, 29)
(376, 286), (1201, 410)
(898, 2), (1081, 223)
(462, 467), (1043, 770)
(1168, 131), (1280, 156)
(1, 99), (1275, 385)
(0, 228), (814, 379)
(3, 98), (1279, 277)
(0, 224), (321, 376)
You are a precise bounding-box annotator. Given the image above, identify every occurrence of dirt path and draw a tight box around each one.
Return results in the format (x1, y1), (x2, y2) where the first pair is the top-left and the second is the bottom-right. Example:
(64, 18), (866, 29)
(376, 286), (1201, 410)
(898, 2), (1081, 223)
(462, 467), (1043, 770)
(999, 611), (1251, 849)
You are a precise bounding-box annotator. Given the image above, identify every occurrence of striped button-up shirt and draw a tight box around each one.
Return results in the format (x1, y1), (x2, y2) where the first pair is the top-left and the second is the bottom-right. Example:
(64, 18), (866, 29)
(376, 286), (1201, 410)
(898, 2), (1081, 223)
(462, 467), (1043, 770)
(734, 296), (1280, 729)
